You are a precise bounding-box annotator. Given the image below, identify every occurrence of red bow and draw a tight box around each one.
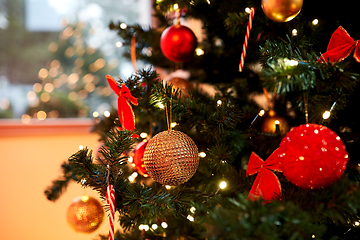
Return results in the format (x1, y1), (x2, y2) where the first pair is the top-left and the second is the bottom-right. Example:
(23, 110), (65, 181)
(246, 148), (282, 202)
(318, 26), (360, 63)
(106, 75), (138, 137)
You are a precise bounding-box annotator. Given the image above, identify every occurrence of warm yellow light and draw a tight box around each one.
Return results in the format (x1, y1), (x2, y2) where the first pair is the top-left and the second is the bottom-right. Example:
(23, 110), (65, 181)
(158, 103), (165, 109)
(140, 132), (148, 138)
(199, 152), (206, 158)
(165, 185), (171, 190)
(44, 83), (54, 93)
(79, 145), (84, 150)
(33, 83), (42, 92)
(128, 156), (133, 163)
(120, 23), (127, 29)
(190, 207), (196, 213)
(21, 114), (31, 124)
(173, 4), (179, 10)
(322, 110), (331, 119)
(104, 110), (110, 117)
(217, 100), (222, 106)
(196, 48), (204, 56)
(37, 111), (47, 120)
(161, 222), (168, 228)
(312, 19), (319, 25)
(27, 91), (37, 101)
(38, 68), (49, 79)
(40, 92), (50, 102)
(354, 221), (360, 226)
(275, 120), (280, 125)
(187, 215), (194, 222)
(259, 109), (265, 116)
(151, 224), (158, 230)
(245, 7), (251, 14)
(116, 41), (123, 48)
(93, 111), (99, 118)
(219, 181), (227, 189)
(170, 122), (177, 128)
(81, 195), (89, 202)
(68, 92), (78, 101)
(288, 59), (298, 66)
(292, 29), (298, 36)
(128, 175), (135, 183)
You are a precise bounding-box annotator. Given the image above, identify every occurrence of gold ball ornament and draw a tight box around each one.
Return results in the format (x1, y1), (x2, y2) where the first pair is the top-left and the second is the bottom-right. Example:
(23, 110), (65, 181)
(143, 130), (199, 186)
(261, 0), (303, 22)
(261, 111), (290, 134)
(67, 195), (104, 233)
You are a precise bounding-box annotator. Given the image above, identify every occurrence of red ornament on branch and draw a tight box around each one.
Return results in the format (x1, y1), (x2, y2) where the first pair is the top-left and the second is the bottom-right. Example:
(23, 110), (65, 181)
(246, 149), (282, 202)
(160, 24), (197, 63)
(133, 141), (149, 177)
(318, 26), (360, 63)
(278, 124), (349, 189)
(106, 75), (138, 137)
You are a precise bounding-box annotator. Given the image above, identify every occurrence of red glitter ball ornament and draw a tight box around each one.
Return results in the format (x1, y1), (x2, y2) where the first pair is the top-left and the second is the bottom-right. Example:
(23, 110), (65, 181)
(278, 123), (349, 189)
(133, 141), (149, 177)
(160, 24), (197, 62)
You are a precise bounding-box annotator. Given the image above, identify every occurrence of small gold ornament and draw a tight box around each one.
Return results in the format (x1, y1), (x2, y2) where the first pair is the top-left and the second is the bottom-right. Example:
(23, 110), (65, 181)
(261, 110), (290, 134)
(67, 195), (104, 233)
(143, 130), (199, 185)
(261, 0), (303, 22)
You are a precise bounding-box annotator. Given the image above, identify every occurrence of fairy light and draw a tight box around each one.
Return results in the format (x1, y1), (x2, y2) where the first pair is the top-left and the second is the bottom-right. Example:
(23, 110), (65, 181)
(92, 111), (99, 118)
(292, 29), (298, 36)
(128, 175), (135, 183)
(128, 156), (133, 163)
(158, 102), (165, 109)
(217, 100), (222, 106)
(120, 23), (127, 29)
(187, 215), (194, 222)
(161, 222), (168, 228)
(190, 207), (196, 214)
(37, 111), (47, 120)
(79, 145), (84, 150)
(312, 19), (319, 25)
(199, 152), (206, 158)
(173, 3), (179, 10)
(219, 181), (227, 189)
(104, 110), (110, 117)
(312, 235), (315, 238)
(140, 132), (148, 138)
(196, 48), (204, 56)
(165, 185), (172, 190)
(322, 110), (331, 119)
(151, 224), (158, 230)
(354, 221), (360, 226)
(170, 122), (177, 128)
(245, 7), (251, 14)
(116, 41), (123, 48)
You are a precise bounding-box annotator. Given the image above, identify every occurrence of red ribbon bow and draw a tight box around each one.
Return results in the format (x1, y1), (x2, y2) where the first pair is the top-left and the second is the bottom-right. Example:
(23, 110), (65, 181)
(246, 148), (282, 202)
(319, 26), (360, 63)
(106, 75), (138, 137)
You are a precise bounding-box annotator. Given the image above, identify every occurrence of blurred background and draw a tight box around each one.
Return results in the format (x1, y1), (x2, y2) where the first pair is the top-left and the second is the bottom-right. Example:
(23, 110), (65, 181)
(0, 0), (151, 120)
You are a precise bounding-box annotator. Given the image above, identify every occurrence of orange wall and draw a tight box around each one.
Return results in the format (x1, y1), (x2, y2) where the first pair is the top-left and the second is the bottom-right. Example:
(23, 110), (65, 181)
(0, 119), (118, 240)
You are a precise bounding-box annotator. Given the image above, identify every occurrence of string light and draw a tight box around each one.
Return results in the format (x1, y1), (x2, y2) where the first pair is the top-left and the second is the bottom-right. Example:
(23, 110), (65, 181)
(292, 29), (298, 36)
(170, 122), (177, 128)
(187, 215), (194, 222)
(140, 132), (148, 138)
(151, 224), (158, 230)
(190, 207), (196, 214)
(312, 19), (319, 25)
(322, 110), (331, 119)
(128, 156), (133, 163)
(161, 222), (168, 228)
(219, 181), (227, 189)
(245, 7), (251, 14)
(165, 185), (172, 190)
(104, 110), (110, 117)
(196, 48), (204, 56)
(120, 23), (127, 29)
(173, 3), (179, 10)
(79, 145), (84, 150)
(217, 100), (222, 106)
(199, 152), (206, 158)
(92, 111), (99, 118)
(116, 41), (123, 48)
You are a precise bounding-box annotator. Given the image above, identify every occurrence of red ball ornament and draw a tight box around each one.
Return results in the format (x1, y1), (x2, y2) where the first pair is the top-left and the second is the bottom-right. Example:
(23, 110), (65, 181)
(133, 141), (149, 177)
(160, 24), (197, 62)
(278, 124), (349, 189)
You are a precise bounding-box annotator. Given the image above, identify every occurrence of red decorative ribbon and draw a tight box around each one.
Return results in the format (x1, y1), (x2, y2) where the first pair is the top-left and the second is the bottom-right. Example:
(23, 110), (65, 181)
(106, 75), (138, 137)
(106, 185), (115, 240)
(246, 148), (282, 202)
(318, 26), (360, 63)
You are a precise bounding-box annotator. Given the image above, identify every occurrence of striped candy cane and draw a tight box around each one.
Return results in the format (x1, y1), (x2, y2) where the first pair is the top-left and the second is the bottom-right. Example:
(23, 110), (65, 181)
(106, 185), (115, 240)
(239, 7), (255, 72)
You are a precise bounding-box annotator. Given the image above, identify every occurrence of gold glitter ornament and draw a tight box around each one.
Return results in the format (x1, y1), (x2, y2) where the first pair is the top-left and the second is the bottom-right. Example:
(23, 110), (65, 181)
(261, 0), (303, 22)
(67, 195), (104, 233)
(143, 130), (199, 186)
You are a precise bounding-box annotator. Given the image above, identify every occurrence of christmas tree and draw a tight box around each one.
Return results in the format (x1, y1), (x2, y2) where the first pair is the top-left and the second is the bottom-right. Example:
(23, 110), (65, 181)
(45, 0), (360, 239)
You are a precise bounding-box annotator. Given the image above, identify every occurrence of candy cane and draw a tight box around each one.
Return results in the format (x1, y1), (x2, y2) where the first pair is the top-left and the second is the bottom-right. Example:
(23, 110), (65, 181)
(239, 8), (255, 72)
(106, 185), (115, 240)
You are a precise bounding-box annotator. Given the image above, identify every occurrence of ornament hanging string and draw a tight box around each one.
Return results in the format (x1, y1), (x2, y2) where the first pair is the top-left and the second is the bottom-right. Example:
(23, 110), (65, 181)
(106, 166), (115, 240)
(239, 7), (255, 72)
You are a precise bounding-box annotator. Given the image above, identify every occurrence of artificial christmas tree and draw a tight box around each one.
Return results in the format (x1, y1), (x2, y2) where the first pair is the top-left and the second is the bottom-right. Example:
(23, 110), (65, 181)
(46, 0), (360, 239)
